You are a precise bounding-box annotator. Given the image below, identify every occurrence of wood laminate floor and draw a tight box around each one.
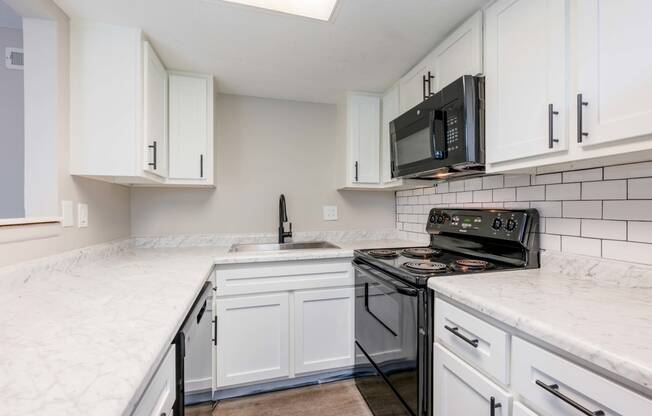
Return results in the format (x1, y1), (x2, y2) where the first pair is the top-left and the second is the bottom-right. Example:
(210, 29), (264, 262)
(186, 380), (372, 416)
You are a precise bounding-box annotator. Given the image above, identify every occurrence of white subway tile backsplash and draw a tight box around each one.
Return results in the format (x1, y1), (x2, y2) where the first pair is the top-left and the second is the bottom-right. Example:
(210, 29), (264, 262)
(628, 178), (652, 199)
(482, 175), (504, 189)
(464, 177), (483, 191)
(533, 173), (562, 185)
(473, 190), (493, 203)
(503, 175), (531, 188)
(563, 201), (602, 219)
(581, 220), (627, 240)
(517, 186), (545, 201)
(563, 168), (602, 183)
(628, 221), (652, 243)
(493, 188), (516, 202)
(581, 180), (627, 200)
(546, 218), (581, 236)
(562, 236), (602, 257)
(395, 160), (652, 265)
(602, 240), (652, 264)
(604, 161), (652, 179)
(546, 183), (581, 200)
(604, 200), (652, 221)
(530, 201), (562, 217)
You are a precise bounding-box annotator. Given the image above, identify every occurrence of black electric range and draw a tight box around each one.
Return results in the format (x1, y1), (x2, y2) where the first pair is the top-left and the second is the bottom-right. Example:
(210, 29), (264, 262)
(353, 208), (540, 416)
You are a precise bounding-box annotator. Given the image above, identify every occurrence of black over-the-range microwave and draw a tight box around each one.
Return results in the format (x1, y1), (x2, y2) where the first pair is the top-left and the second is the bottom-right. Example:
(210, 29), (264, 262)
(390, 75), (485, 180)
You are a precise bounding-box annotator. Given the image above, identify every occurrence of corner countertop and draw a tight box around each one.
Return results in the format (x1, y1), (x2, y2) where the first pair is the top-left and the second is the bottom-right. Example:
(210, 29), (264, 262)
(0, 238), (414, 416)
(427, 251), (652, 397)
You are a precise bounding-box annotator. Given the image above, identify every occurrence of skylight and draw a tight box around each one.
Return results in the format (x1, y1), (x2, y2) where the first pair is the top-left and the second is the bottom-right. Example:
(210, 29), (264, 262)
(221, 0), (338, 21)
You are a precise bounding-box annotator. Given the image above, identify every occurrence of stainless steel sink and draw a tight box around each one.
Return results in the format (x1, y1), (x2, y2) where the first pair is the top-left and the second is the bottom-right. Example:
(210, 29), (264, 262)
(229, 241), (340, 253)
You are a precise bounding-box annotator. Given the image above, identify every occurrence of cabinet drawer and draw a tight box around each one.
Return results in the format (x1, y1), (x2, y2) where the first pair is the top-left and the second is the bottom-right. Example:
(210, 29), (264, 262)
(435, 298), (510, 384)
(132, 345), (176, 416)
(434, 343), (511, 416)
(514, 402), (540, 416)
(512, 337), (652, 416)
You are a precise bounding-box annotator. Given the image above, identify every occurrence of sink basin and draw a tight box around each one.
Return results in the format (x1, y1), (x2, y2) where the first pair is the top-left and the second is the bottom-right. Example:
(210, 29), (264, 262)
(229, 241), (340, 253)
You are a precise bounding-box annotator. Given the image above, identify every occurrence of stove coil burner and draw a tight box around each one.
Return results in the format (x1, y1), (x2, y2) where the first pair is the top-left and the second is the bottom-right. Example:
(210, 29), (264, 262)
(454, 259), (492, 271)
(367, 249), (400, 259)
(401, 247), (442, 259)
(402, 261), (448, 274)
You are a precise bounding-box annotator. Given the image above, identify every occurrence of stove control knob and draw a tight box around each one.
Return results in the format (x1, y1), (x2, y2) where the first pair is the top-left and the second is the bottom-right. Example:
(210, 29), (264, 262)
(505, 219), (517, 231)
(491, 218), (503, 230)
(437, 215), (445, 224)
(429, 215), (437, 224)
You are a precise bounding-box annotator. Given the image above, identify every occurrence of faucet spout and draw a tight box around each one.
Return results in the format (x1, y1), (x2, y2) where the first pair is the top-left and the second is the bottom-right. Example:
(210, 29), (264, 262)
(278, 194), (292, 243)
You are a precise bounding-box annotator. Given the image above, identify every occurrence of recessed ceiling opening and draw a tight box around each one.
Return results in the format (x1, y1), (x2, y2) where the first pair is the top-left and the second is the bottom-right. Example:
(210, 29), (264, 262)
(217, 0), (339, 21)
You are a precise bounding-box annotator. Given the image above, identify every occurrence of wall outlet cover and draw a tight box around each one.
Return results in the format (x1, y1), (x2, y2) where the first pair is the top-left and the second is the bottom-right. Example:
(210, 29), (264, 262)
(323, 205), (338, 221)
(61, 201), (73, 227)
(78, 203), (88, 228)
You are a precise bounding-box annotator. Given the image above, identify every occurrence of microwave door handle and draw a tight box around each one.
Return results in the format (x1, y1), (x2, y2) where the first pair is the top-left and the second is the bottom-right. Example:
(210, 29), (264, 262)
(432, 110), (448, 160)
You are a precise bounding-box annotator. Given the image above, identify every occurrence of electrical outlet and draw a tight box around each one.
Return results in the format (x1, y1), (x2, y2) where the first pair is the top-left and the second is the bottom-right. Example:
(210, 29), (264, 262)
(61, 200), (73, 227)
(77, 203), (88, 228)
(323, 205), (338, 221)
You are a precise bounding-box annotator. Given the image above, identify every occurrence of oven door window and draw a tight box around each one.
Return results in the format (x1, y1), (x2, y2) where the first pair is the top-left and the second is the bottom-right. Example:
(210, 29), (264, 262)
(355, 265), (419, 415)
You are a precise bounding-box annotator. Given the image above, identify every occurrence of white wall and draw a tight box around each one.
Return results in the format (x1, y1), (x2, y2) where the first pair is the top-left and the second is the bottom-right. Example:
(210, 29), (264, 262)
(0, 0), (131, 267)
(131, 94), (396, 236)
(0, 26), (24, 218)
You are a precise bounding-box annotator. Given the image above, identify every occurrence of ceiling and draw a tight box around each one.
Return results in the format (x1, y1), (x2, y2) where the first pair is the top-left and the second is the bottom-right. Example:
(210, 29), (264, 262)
(54, 0), (488, 103)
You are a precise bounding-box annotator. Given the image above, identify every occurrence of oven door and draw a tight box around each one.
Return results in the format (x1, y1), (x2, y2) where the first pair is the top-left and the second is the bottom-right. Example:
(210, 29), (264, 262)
(354, 260), (419, 415)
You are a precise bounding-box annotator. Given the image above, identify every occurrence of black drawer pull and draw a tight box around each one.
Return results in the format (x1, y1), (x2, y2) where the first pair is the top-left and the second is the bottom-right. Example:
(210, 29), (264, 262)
(535, 380), (605, 416)
(444, 325), (479, 348)
(490, 396), (502, 416)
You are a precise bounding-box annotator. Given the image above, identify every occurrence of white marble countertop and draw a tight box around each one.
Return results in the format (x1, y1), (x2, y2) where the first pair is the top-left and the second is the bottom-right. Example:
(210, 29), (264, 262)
(0, 238), (414, 416)
(428, 251), (652, 396)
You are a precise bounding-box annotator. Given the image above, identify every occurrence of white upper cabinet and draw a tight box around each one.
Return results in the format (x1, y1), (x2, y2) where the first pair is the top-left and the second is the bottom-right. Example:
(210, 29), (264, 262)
(346, 93), (381, 185)
(381, 85), (400, 184)
(143, 41), (168, 178)
(576, 0), (652, 147)
(485, 0), (569, 165)
(399, 62), (432, 114)
(168, 72), (214, 184)
(433, 10), (483, 91)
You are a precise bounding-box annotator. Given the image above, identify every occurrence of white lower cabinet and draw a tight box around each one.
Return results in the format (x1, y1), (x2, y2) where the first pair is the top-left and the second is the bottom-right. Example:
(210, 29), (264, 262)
(213, 259), (355, 390)
(132, 345), (176, 416)
(215, 293), (290, 388)
(513, 402), (540, 416)
(294, 287), (355, 374)
(434, 343), (511, 416)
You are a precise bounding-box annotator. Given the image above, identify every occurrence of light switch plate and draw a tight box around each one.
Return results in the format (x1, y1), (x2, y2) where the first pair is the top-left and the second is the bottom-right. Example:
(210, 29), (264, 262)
(323, 205), (338, 221)
(78, 203), (88, 228)
(61, 200), (73, 227)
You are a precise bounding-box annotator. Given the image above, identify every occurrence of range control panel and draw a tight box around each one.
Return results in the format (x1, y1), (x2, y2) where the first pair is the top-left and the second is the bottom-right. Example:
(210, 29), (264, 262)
(426, 208), (535, 242)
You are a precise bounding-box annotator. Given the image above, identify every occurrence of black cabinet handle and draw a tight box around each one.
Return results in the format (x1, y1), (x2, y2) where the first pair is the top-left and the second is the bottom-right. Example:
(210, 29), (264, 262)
(212, 317), (217, 346)
(427, 71), (434, 97)
(490, 396), (502, 416)
(548, 104), (560, 148)
(148, 140), (157, 170)
(200, 154), (204, 178)
(422, 74), (427, 101)
(535, 380), (605, 416)
(354, 161), (359, 182)
(444, 325), (479, 348)
(577, 93), (589, 143)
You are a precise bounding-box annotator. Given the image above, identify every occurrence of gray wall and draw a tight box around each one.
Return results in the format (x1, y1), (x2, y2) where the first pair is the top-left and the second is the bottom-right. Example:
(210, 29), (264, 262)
(131, 94), (396, 236)
(0, 25), (24, 218)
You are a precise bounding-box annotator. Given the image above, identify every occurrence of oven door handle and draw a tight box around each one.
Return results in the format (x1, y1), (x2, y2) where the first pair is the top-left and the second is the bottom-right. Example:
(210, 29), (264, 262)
(431, 109), (447, 160)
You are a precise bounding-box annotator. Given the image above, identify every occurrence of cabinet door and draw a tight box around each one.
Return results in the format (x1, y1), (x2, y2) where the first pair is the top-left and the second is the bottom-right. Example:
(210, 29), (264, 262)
(434, 344), (511, 416)
(433, 10), (483, 92)
(348, 94), (380, 184)
(576, 0), (652, 147)
(485, 0), (568, 164)
(168, 74), (209, 180)
(215, 293), (289, 388)
(143, 41), (168, 177)
(133, 345), (176, 416)
(294, 287), (355, 374)
(381, 86), (400, 184)
(399, 63), (430, 113)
